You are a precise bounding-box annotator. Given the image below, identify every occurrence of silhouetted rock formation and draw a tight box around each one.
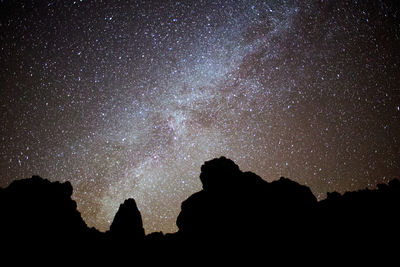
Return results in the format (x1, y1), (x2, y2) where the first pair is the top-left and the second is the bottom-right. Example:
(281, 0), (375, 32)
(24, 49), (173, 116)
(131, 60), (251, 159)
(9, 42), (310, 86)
(317, 178), (400, 252)
(0, 176), (89, 241)
(108, 198), (145, 242)
(176, 157), (318, 250)
(0, 175), (104, 262)
(174, 157), (400, 260)
(1, 158), (399, 262)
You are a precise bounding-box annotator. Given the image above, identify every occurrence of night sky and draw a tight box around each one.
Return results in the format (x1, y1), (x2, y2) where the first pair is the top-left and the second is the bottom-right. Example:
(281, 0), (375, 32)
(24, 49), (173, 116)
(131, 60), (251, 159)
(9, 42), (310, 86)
(1, 0), (399, 234)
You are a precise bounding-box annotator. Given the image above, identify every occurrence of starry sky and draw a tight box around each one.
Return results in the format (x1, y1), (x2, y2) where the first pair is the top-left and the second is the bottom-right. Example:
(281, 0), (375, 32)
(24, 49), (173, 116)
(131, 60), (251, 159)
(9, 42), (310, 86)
(1, 0), (399, 234)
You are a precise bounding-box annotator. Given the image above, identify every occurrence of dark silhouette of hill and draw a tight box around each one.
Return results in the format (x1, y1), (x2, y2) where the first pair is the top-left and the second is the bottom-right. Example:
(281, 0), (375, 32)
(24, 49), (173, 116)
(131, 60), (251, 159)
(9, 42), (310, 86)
(0, 175), (104, 262)
(172, 157), (400, 262)
(0, 157), (399, 263)
(317, 179), (400, 253)
(105, 198), (146, 257)
(176, 157), (317, 246)
(0, 176), (90, 239)
(108, 198), (145, 241)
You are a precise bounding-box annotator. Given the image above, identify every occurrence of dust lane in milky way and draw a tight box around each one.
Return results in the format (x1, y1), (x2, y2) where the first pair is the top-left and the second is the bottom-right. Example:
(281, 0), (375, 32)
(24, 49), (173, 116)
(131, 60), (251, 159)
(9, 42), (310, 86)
(1, 1), (399, 233)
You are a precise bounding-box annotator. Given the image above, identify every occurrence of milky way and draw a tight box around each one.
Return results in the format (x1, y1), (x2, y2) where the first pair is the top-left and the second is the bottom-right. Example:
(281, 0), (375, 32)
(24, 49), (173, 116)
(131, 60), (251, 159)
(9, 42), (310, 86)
(1, 0), (399, 233)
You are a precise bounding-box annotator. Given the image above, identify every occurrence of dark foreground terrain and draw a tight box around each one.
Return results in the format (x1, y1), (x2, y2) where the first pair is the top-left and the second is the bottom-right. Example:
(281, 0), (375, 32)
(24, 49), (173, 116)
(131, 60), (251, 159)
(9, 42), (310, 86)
(1, 157), (399, 263)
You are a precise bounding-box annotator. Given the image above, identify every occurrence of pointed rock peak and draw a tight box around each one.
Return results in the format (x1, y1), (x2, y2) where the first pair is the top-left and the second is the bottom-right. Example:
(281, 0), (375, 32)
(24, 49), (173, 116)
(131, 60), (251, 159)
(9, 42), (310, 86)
(121, 198), (139, 210)
(109, 198), (144, 239)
